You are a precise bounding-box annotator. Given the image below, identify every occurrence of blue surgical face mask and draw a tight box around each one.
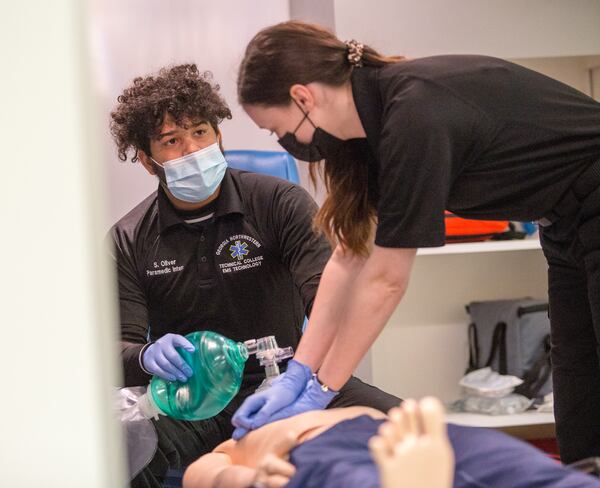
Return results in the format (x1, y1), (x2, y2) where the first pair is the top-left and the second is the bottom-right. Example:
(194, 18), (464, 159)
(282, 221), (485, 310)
(151, 142), (227, 203)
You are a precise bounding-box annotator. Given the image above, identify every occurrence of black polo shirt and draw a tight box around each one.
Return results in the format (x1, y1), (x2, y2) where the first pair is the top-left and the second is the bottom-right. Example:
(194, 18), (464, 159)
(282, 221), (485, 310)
(110, 169), (332, 387)
(351, 55), (600, 248)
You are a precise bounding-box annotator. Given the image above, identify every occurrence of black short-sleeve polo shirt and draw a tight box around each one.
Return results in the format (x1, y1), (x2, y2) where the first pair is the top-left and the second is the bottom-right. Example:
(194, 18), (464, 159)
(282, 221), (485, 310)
(351, 55), (600, 248)
(109, 169), (332, 387)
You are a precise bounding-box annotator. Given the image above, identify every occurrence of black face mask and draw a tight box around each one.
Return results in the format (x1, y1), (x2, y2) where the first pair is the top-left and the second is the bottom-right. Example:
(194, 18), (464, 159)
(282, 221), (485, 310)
(277, 101), (346, 162)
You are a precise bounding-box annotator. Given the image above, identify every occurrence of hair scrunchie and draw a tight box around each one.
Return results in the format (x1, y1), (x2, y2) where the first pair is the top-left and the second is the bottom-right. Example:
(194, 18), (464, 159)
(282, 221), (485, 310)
(345, 39), (364, 67)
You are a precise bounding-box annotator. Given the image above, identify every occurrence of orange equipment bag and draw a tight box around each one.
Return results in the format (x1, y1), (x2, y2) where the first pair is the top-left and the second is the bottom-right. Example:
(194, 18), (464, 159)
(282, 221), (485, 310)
(445, 211), (510, 243)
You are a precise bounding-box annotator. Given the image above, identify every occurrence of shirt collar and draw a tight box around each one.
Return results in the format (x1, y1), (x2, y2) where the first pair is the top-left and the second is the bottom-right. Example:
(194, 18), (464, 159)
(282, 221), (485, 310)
(351, 66), (383, 157)
(213, 169), (244, 218)
(157, 169), (244, 234)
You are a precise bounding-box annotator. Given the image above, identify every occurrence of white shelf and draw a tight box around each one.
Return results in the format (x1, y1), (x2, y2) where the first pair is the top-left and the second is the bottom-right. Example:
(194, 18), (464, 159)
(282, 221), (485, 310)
(418, 238), (541, 256)
(445, 411), (554, 428)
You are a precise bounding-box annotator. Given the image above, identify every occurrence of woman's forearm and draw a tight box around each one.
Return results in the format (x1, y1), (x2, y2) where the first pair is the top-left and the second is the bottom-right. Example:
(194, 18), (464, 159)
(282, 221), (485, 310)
(294, 246), (367, 371)
(317, 247), (416, 390)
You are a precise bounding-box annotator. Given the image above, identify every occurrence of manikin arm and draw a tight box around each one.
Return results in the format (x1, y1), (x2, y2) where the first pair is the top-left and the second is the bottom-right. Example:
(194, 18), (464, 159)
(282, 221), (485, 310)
(296, 245), (416, 389)
(182, 451), (254, 488)
(183, 436), (297, 488)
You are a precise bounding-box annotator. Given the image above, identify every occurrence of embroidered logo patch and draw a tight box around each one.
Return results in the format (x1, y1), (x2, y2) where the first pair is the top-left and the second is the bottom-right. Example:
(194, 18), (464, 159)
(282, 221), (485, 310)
(216, 234), (264, 274)
(229, 240), (249, 261)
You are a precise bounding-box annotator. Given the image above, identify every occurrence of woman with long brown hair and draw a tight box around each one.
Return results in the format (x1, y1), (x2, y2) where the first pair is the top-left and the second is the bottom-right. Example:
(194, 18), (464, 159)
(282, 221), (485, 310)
(231, 20), (600, 464)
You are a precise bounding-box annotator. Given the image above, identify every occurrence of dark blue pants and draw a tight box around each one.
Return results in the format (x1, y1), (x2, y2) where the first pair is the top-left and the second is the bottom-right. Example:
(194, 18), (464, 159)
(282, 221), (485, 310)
(287, 415), (600, 488)
(539, 160), (600, 463)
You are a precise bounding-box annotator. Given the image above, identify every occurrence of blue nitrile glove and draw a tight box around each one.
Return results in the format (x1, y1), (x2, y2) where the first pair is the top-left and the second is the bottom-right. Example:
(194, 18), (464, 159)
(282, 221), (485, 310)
(258, 375), (339, 424)
(141, 333), (195, 382)
(231, 359), (312, 439)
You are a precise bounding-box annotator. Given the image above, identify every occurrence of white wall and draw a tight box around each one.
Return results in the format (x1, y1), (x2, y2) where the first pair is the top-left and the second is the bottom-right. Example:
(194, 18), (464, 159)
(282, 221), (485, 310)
(511, 55), (600, 99)
(0, 1), (125, 486)
(91, 0), (291, 226)
(290, 0), (335, 30)
(334, 0), (600, 59)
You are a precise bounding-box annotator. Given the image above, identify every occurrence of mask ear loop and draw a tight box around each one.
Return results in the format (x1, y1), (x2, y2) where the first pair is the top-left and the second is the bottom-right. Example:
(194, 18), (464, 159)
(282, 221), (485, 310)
(149, 157), (169, 189)
(150, 157), (166, 179)
(291, 98), (318, 134)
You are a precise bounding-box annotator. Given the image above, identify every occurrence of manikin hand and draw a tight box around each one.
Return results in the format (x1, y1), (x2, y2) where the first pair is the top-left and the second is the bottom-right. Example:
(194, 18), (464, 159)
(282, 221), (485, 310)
(368, 397), (454, 488)
(251, 434), (298, 488)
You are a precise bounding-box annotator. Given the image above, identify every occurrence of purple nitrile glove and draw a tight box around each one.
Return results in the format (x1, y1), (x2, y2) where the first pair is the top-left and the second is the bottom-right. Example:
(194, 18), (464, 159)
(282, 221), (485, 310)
(231, 359), (312, 440)
(254, 376), (339, 425)
(141, 333), (195, 382)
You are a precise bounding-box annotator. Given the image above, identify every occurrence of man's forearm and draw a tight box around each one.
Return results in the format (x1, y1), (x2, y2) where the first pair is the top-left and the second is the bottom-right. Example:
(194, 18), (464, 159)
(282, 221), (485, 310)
(120, 341), (151, 386)
(294, 246), (367, 372)
(121, 321), (152, 386)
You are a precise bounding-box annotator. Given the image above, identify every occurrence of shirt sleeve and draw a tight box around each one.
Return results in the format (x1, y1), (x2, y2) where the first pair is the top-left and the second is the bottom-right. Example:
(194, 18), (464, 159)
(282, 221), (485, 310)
(374, 78), (484, 248)
(107, 228), (152, 387)
(272, 185), (332, 316)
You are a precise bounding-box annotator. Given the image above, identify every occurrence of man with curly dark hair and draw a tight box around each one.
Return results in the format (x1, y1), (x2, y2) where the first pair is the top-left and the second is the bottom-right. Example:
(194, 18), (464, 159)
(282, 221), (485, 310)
(108, 64), (401, 487)
(110, 64), (232, 164)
